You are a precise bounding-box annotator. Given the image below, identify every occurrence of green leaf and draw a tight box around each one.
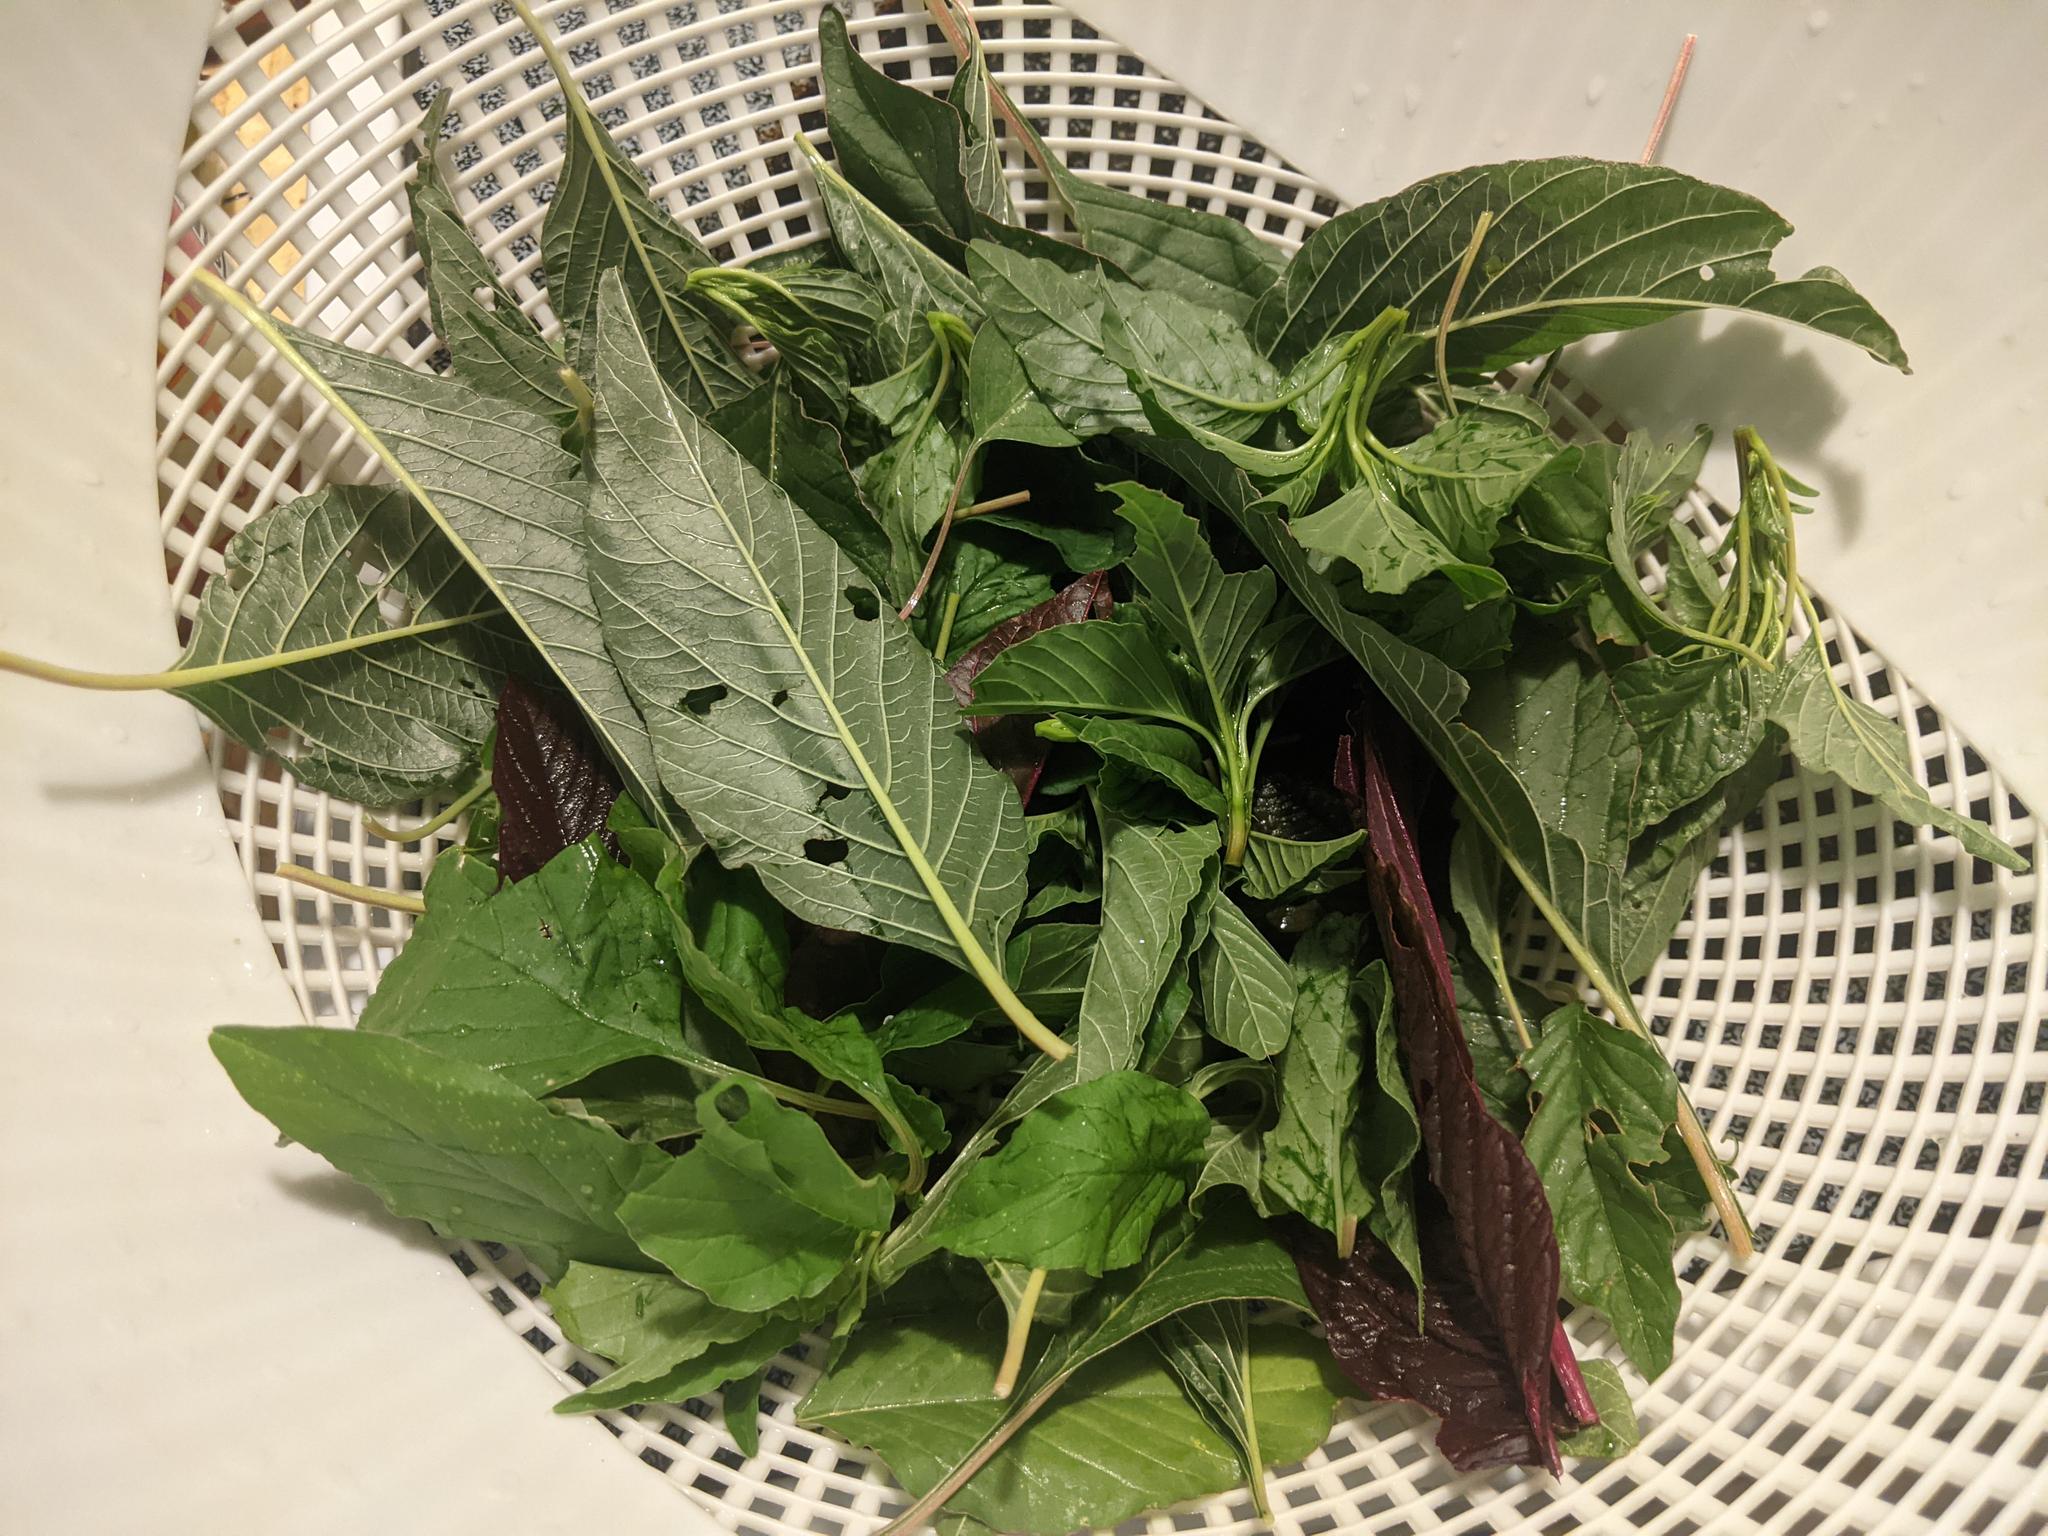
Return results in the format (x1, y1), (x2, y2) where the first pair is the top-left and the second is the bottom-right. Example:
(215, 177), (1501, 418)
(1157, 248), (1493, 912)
(817, 6), (976, 252)
(862, 409), (974, 602)
(662, 855), (933, 1172)
(966, 323), (1079, 449)
(1559, 1358), (1643, 1459)
(804, 1312), (1335, 1536)
(1115, 481), (1276, 714)
(171, 484), (520, 805)
(1391, 412), (1571, 562)
(209, 1025), (665, 1277)
(873, 813), (1214, 1283)
(1448, 943), (1538, 1134)
(546, 1261), (784, 1412)
(923, 1070), (1209, 1274)
(1611, 652), (1768, 837)
(618, 1078), (893, 1312)
(967, 241), (1149, 437)
(1524, 1005), (1682, 1378)
(987, 1260), (1094, 1330)
(723, 1370), (767, 1457)
(1613, 426), (1712, 551)
(808, 1203), (1320, 1534)
(1198, 897), (1294, 1058)
(1355, 962), (1423, 1291)
(583, 275), (1049, 1039)
(708, 372), (895, 596)
(1253, 157), (1908, 374)
(945, 19), (1018, 226)
(407, 91), (572, 420)
(1767, 642), (2028, 871)
(1240, 830), (1365, 902)
(1291, 473), (1480, 598)
(1052, 714), (1227, 816)
(970, 613), (1208, 738)
(880, 921), (1102, 1053)
(1261, 914), (1369, 1248)
(359, 840), (690, 1094)
(198, 281), (682, 845)
(519, 1), (751, 412)
(1448, 812), (1533, 1060)
(917, 524), (1058, 657)
(1148, 1303), (1276, 1519)
(794, 134), (984, 322)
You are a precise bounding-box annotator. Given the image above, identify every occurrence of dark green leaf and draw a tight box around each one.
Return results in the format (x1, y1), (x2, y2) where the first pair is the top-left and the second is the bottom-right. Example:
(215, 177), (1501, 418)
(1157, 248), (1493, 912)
(817, 7), (975, 250)
(1240, 829), (1365, 902)
(1611, 651), (1768, 837)
(1261, 914), (1369, 1246)
(1198, 897), (1294, 1058)
(1052, 714), (1226, 816)
(1148, 1303), (1276, 1519)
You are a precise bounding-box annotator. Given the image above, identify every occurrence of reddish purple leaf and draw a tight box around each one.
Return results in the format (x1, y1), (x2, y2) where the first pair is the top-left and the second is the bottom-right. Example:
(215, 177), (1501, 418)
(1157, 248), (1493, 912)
(1295, 1225), (1593, 1473)
(493, 677), (622, 883)
(943, 571), (1110, 804)
(1340, 726), (1574, 1471)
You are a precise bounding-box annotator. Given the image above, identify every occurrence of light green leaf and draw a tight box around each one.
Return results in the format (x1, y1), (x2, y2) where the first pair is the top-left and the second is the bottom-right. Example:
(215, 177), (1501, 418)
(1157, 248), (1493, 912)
(1767, 642), (2027, 870)
(1052, 714), (1226, 816)
(810, 1203), (1319, 1534)
(171, 484), (519, 805)
(583, 274), (1048, 1036)
(1355, 962), (1423, 1291)
(1114, 481), (1276, 712)
(1261, 914), (1369, 1248)
(546, 1262), (785, 1412)
(197, 278), (681, 844)
(1448, 812), (1532, 1059)
(1613, 426), (1712, 551)
(923, 1070), (1209, 1274)
(1198, 898), (1294, 1058)
(209, 1025), (665, 1278)
(794, 133), (984, 322)
(967, 240), (1147, 437)
(517, 0), (751, 412)
(619, 1078), (893, 1313)
(1612, 651), (1768, 837)
(966, 322), (1079, 449)
(1391, 412), (1570, 562)
(1253, 157), (1908, 374)
(1149, 1303), (1276, 1519)
(987, 1260), (1094, 1330)
(945, 19), (1018, 225)
(407, 91), (572, 420)
(804, 1313), (1336, 1536)
(1240, 830), (1365, 902)
(1291, 473), (1475, 597)
(970, 612), (1208, 738)
(1524, 1005), (1682, 1378)
(707, 372), (894, 595)
(1559, 1358), (1643, 1459)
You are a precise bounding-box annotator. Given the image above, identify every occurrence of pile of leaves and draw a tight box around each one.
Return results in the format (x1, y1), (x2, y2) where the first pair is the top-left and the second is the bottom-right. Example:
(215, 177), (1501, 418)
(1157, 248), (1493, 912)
(33, 3), (2022, 1527)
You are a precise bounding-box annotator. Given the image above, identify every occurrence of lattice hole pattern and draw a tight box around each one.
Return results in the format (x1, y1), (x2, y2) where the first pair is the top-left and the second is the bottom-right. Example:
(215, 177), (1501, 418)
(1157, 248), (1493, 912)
(156, 4), (2047, 1533)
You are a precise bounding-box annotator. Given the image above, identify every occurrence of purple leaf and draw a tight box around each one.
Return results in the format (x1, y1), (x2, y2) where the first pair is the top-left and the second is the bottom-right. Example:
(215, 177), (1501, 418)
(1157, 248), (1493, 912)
(493, 678), (622, 883)
(1340, 726), (1575, 1471)
(944, 571), (1110, 804)
(1295, 1224), (1593, 1473)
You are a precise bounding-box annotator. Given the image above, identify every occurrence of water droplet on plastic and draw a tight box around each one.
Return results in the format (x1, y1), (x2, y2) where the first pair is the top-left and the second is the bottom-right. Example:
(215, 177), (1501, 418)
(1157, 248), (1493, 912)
(1947, 482), (1968, 502)
(1349, 80), (1371, 104)
(1699, 263), (1717, 281)
(1807, 7), (1831, 33)
(103, 722), (128, 746)
(1585, 75), (1608, 105)
(1908, 70), (1927, 89)
(1492, 128), (1509, 148)
(185, 840), (215, 866)
(1450, 35), (1467, 57)
(1403, 85), (1424, 117)
(1837, 88), (1857, 109)
(76, 465), (104, 487)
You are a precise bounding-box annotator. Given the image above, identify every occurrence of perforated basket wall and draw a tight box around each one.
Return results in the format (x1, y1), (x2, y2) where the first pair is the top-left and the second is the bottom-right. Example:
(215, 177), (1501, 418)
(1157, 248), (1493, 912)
(157, 3), (2048, 1532)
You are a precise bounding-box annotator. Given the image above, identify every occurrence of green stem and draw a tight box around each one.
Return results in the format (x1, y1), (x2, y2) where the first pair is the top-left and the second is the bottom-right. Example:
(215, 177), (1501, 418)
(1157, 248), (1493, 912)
(558, 365), (596, 448)
(274, 863), (426, 914)
(364, 776), (492, 844)
(1434, 209), (1494, 418)
(0, 609), (493, 692)
(992, 1267), (1046, 1400)
(953, 489), (1032, 521)
(932, 590), (962, 664)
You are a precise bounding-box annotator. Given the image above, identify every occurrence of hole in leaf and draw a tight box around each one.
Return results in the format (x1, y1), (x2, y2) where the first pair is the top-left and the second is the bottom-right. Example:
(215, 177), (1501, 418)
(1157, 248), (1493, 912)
(681, 684), (728, 716)
(803, 837), (850, 866)
(263, 725), (306, 762)
(356, 560), (388, 589)
(770, 688), (790, 708)
(843, 586), (880, 621)
(377, 591), (416, 628)
(818, 782), (852, 803)
(472, 283), (497, 311)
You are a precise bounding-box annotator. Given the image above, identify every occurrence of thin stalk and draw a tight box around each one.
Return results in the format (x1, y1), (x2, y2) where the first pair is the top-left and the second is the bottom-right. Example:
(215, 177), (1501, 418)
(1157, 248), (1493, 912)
(923, 0), (1072, 222)
(883, 1370), (1064, 1535)
(953, 488), (1032, 520)
(364, 776), (492, 844)
(932, 590), (962, 663)
(1242, 1338), (1271, 1522)
(274, 864), (427, 914)
(688, 264), (818, 322)
(897, 444), (981, 621)
(1640, 35), (1699, 164)
(992, 1267), (1046, 1400)
(1434, 210), (1494, 418)
(765, 1082), (881, 1123)
(0, 609), (493, 692)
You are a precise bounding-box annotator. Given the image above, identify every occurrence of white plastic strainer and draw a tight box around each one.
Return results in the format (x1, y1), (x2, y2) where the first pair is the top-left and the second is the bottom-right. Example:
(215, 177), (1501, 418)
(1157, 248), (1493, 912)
(157, 3), (2048, 1533)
